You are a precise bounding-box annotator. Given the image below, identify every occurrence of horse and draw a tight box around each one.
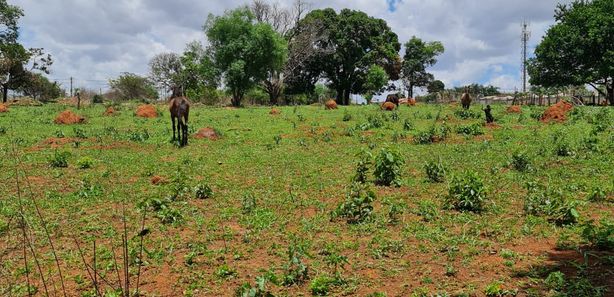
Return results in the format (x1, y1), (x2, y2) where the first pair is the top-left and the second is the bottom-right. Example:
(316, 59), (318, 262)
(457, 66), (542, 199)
(169, 87), (190, 147)
(460, 87), (472, 109)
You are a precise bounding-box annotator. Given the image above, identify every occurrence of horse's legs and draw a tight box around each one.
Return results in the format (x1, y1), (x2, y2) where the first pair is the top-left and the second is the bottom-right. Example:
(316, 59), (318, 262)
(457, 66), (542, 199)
(183, 115), (189, 146)
(171, 116), (177, 142)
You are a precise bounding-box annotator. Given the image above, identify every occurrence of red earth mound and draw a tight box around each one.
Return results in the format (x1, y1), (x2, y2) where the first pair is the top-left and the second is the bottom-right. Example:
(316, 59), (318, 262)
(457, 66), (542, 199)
(542, 100), (573, 123)
(507, 105), (522, 113)
(408, 98), (417, 106)
(103, 106), (116, 116)
(194, 127), (219, 140)
(150, 175), (168, 185)
(136, 104), (158, 118)
(381, 102), (396, 111)
(325, 100), (338, 110)
(0, 103), (8, 112)
(54, 110), (85, 124)
(269, 108), (281, 115)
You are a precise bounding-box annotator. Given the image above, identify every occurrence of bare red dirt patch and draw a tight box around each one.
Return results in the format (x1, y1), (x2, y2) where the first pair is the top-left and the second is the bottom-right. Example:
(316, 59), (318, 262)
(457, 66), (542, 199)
(135, 104), (158, 118)
(194, 127), (219, 140)
(325, 99), (338, 110)
(54, 110), (85, 124)
(506, 105), (522, 113)
(0, 103), (8, 113)
(542, 100), (573, 123)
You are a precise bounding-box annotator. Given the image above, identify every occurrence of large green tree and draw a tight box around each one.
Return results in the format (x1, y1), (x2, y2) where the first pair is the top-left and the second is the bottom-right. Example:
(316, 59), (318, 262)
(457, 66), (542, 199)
(528, 0), (614, 105)
(205, 8), (287, 107)
(109, 73), (158, 101)
(289, 8), (400, 105)
(401, 36), (444, 98)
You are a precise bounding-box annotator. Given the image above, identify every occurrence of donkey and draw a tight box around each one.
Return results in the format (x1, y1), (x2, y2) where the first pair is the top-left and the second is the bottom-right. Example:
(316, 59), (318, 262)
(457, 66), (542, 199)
(460, 87), (472, 109)
(169, 87), (190, 147)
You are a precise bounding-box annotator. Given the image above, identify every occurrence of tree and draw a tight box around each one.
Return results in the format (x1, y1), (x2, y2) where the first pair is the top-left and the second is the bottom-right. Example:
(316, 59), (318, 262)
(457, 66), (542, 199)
(401, 36), (444, 98)
(17, 72), (63, 101)
(363, 65), (389, 104)
(205, 8), (287, 107)
(180, 41), (220, 104)
(290, 9), (400, 105)
(149, 52), (183, 92)
(0, 0), (23, 44)
(427, 80), (445, 94)
(528, 0), (614, 105)
(108, 73), (158, 101)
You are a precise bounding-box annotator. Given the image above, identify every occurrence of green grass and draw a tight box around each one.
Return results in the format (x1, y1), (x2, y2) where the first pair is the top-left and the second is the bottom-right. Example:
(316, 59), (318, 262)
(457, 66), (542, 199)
(0, 102), (612, 296)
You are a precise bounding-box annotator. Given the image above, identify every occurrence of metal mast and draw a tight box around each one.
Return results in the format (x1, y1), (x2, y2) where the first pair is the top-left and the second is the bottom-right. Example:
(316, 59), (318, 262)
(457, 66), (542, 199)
(521, 21), (531, 93)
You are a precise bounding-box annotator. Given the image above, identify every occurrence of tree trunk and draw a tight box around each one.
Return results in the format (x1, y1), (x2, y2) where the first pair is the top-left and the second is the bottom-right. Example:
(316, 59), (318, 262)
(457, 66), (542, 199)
(2, 85), (7, 103)
(407, 84), (414, 99)
(607, 84), (613, 106)
(335, 87), (344, 105)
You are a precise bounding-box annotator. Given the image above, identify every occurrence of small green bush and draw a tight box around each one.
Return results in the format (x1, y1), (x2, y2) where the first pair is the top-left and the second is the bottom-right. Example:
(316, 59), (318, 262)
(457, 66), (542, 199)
(403, 119), (414, 131)
(76, 156), (95, 169)
(424, 160), (446, 183)
(282, 244), (309, 286)
(455, 123), (483, 136)
(49, 151), (70, 168)
(510, 150), (531, 172)
(454, 109), (481, 119)
(445, 171), (487, 213)
(333, 183), (376, 224)
(581, 219), (614, 250)
(194, 183), (213, 199)
(310, 275), (337, 296)
(242, 193), (257, 214)
(352, 149), (373, 184)
(524, 182), (580, 225)
(373, 147), (404, 187)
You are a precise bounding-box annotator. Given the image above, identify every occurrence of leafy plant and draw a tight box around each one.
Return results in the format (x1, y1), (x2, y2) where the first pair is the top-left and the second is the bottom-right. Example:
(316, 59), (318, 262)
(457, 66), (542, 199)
(445, 171), (487, 213)
(403, 118), (414, 131)
(282, 242), (309, 286)
(352, 149), (373, 184)
(581, 219), (614, 250)
(524, 182), (580, 225)
(455, 123), (483, 136)
(333, 183), (376, 224)
(310, 275), (338, 296)
(73, 127), (87, 139)
(454, 108), (480, 119)
(424, 159), (446, 183)
(342, 111), (352, 122)
(242, 193), (257, 214)
(194, 183), (213, 199)
(76, 156), (95, 169)
(374, 147), (404, 187)
(235, 275), (275, 297)
(49, 151), (70, 168)
(510, 150), (531, 172)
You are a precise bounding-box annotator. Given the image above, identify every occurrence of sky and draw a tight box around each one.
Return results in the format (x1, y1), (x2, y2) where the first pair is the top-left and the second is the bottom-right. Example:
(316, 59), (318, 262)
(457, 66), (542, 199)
(16, 0), (568, 94)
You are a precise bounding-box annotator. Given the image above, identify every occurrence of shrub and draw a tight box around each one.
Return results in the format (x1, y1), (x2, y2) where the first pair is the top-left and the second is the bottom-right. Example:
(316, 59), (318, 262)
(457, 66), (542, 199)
(92, 94), (104, 104)
(587, 186), (609, 202)
(424, 160), (446, 183)
(403, 119), (414, 131)
(49, 151), (70, 168)
(73, 127), (87, 139)
(342, 111), (352, 122)
(373, 147), (404, 187)
(524, 182), (580, 225)
(282, 243), (309, 286)
(389, 111), (400, 122)
(333, 183), (376, 224)
(235, 276), (275, 297)
(581, 219), (614, 250)
(454, 109), (481, 119)
(352, 149), (373, 184)
(413, 124), (449, 144)
(554, 139), (575, 157)
(76, 156), (95, 169)
(415, 200), (439, 222)
(445, 171), (487, 213)
(242, 193), (257, 214)
(194, 183), (213, 199)
(455, 123), (484, 136)
(510, 150), (531, 172)
(366, 113), (384, 128)
(310, 275), (337, 296)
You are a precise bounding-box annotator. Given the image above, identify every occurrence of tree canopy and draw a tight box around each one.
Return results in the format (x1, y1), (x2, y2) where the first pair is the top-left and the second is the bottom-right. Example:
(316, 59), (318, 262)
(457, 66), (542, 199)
(205, 8), (287, 107)
(401, 36), (444, 98)
(528, 0), (614, 105)
(109, 73), (158, 101)
(290, 8), (400, 105)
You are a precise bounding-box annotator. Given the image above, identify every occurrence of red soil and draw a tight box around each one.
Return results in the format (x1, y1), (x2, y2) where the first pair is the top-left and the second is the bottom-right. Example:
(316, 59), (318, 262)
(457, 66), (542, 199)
(150, 175), (167, 185)
(0, 103), (8, 112)
(135, 104), (158, 118)
(103, 106), (116, 116)
(325, 99), (338, 110)
(542, 100), (573, 123)
(381, 102), (396, 111)
(269, 108), (281, 115)
(507, 105), (522, 113)
(194, 127), (219, 140)
(54, 110), (85, 124)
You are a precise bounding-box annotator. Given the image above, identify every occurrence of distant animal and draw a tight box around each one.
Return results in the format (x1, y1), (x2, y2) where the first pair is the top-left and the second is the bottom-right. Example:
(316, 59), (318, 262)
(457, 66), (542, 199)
(484, 105), (494, 123)
(385, 93), (400, 106)
(460, 87), (472, 109)
(169, 86), (191, 147)
(381, 102), (396, 111)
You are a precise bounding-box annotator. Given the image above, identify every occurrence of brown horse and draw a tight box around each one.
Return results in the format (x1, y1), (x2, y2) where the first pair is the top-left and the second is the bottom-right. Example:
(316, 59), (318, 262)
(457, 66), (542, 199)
(169, 87), (190, 147)
(460, 87), (472, 109)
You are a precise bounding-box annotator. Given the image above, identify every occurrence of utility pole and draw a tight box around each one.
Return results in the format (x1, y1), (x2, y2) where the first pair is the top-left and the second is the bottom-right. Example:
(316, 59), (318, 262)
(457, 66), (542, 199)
(521, 21), (531, 93)
(70, 77), (73, 97)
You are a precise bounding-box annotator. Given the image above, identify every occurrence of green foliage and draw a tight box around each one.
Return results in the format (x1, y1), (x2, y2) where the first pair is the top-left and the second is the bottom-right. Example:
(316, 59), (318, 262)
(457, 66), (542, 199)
(352, 149), (373, 184)
(403, 119), (414, 131)
(205, 8), (287, 107)
(49, 150), (70, 168)
(282, 242), (309, 286)
(17, 72), (64, 102)
(333, 183), (376, 224)
(528, 0), (614, 105)
(581, 219), (614, 250)
(544, 270), (606, 297)
(587, 186), (609, 202)
(235, 275), (275, 297)
(446, 171), (487, 213)
(427, 80), (445, 94)
(373, 147), (404, 187)
(290, 8), (401, 105)
(310, 275), (337, 296)
(76, 156), (94, 169)
(242, 193), (257, 214)
(454, 109), (481, 119)
(401, 36), (445, 98)
(193, 183), (213, 199)
(363, 65), (389, 99)
(524, 182), (580, 225)
(424, 160), (446, 183)
(510, 150), (531, 172)
(455, 123), (484, 136)
(342, 111), (352, 122)
(108, 73), (158, 101)
(92, 94), (103, 104)
(216, 264), (238, 279)
(414, 200), (438, 222)
(413, 124), (449, 144)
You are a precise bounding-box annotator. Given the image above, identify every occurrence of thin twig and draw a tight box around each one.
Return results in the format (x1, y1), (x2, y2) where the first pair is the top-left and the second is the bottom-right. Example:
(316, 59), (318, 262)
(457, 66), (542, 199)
(93, 240), (98, 296)
(135, 209), (147, 296)
(110, 242), (124, 295)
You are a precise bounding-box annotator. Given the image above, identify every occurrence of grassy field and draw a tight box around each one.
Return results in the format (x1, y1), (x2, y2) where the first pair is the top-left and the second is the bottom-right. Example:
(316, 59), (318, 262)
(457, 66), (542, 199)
(0, 102), (612, 297)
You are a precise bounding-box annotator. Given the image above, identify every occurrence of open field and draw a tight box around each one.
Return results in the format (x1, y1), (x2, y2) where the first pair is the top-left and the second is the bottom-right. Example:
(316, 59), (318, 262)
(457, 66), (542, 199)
(0, 102), (613, 296)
